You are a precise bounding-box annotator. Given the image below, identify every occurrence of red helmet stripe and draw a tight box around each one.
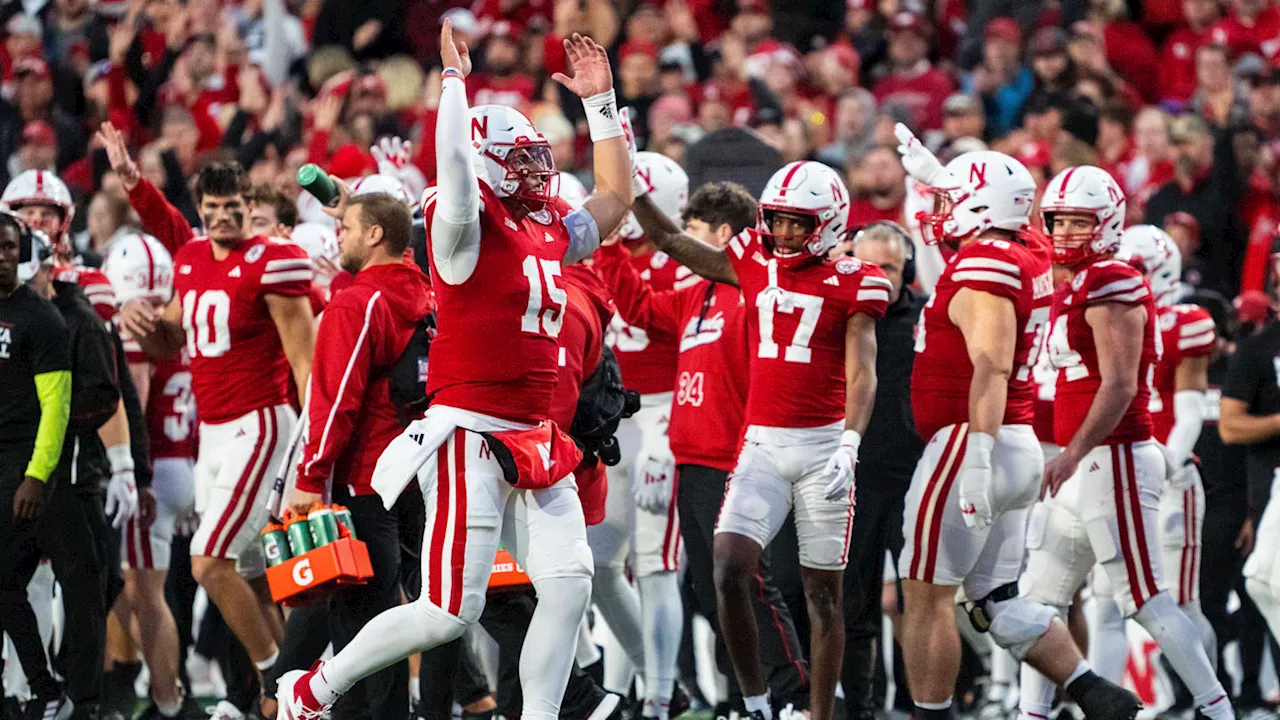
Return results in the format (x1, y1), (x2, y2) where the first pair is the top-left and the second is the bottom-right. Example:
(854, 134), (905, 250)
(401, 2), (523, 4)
(138, 237), (155, 291)
(776, 162), (804, 198)
(35, 170), (44, 196)
(1057, 167), (1076, 201)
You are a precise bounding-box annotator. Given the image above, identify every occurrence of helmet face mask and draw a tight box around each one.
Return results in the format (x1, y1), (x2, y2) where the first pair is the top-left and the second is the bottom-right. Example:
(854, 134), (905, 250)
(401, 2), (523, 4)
(757, 161), (851, 259)
(2, 170), (74, 255)
(1041, 165), (1127, 270)
(1045, 210), (1104, 268)
(470, 106), (559, 215)
(759, 205), (822, 255)
(916, 151), (1037, 247)
(1118, 224), (1181, 306)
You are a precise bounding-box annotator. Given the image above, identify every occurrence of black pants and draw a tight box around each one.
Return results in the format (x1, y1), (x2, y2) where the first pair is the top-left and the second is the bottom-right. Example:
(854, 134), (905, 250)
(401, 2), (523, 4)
(676, 464), (808, 707)
(841, 480), (905, 720)
(1200, 488), (1250, 696)
(0, 469), (108, 705)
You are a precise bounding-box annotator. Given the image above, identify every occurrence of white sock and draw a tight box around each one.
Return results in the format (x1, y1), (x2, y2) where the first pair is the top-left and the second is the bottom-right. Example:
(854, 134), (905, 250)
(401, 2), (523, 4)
(254, 649), (279, 672)
(1065, 660), (1090, 686)
(521, 575), (593, 720)
(1180, 599), (1218, 670)
(314, 599), (468, 704)
(590, 564), (645, 684)
(744, 693), (772, 719)
(638, 571), (681, 717)
(917, 698), (953, 709)
(990, 647), (1016, 685)
(1018, 604), (1064, 720)
(1088, 591), (1127, 683)
(156, 697), (182, 718)
(1133, 592), (1228, 715)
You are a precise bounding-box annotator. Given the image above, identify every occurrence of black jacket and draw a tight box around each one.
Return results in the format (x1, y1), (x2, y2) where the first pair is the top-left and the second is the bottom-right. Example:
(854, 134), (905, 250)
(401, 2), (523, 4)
(49, 281), (118, 490)
(859, 285), (926, 488)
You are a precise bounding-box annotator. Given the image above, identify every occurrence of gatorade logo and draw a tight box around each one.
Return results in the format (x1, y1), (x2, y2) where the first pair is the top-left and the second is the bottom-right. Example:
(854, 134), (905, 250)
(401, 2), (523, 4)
(292, 559), (314, 587)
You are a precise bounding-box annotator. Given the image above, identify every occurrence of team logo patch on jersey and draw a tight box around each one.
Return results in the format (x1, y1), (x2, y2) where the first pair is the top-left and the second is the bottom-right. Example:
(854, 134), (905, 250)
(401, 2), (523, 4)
(652, 252), (669, 269)
(245, 245), (265, 263)
(179, 265), (191, 274)
(1159, 312), (1177, 331)
(835, 258), (862, 275)
(1071, 270), (1087, 291)
(505, 218), (519, 231)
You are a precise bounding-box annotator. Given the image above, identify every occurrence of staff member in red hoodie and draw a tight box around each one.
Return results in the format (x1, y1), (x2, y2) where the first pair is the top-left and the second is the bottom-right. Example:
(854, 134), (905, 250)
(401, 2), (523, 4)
(594, 181), (809, 710)
(288, 191), (434, 720)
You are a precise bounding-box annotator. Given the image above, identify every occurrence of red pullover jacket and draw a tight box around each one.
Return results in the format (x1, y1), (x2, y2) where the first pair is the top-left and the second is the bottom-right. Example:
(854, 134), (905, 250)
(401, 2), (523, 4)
(296, 258), (434, 496)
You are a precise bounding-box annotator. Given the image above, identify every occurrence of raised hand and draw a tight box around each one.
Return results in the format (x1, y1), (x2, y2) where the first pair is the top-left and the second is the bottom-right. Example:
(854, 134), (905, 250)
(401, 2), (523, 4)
(95, 122), (140, 190)
(552, 33), (614, 98)
(441, 18), (472, 78)
(371, 136), (412, 173)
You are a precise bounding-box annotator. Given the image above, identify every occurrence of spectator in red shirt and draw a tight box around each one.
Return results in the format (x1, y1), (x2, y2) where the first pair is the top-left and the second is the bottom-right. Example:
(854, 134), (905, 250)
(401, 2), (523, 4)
(873, 12), (955, 132)
(847, 145), (906, 227)
(467, 21), (537, 108)
(1160, 0), (1222, 105)
(1210, 0), (1280, 60)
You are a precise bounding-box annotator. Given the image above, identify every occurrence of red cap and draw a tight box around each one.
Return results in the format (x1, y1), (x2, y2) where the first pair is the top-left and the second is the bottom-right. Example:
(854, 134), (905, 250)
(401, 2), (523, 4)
(1164, 211), (1201, 242)
(329, 144), (376, 180)
(620, 40), (659, 61)
(1016, 141), (1052, 169)
(985, 17), (1022, 45)
(1234, 290), (1274, 325)
(14, 58), (51, 81)
(888, 12), (926, 36)
(21, 120), (56, 148)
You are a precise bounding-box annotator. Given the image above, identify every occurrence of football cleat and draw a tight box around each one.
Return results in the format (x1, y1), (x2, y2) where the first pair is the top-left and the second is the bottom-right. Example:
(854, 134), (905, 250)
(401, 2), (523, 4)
(206, 700), (245, 720)
(21, 692), (72, 720)
(275, 662), (330, 720)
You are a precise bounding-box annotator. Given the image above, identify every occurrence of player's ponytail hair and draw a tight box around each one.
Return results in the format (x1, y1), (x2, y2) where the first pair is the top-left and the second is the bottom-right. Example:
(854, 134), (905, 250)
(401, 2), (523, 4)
(194, 162), (252, 204)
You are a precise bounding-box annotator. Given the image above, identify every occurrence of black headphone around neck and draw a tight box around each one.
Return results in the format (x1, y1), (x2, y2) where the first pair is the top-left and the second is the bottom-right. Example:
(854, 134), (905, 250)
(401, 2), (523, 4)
(0, 210), (41, 266)
(852, 221), (916, 286)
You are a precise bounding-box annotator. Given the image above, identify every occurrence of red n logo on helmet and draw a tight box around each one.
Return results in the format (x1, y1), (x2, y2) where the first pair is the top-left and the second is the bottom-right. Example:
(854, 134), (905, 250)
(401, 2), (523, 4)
(637, 167), (653, 194)
(969, 164), (987, 190)
(1106, 183), (1122, 205)
(471, 116), (489, 142)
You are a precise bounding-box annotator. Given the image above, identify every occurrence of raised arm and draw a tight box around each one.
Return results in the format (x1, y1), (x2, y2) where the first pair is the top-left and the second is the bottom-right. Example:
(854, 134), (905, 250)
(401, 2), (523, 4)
(430, 19), (482, 286)
(556, 34), (633, 256)
(635, 194), (738, 286)
(593, 241), (683, 334)
(99, 122), (195, 255)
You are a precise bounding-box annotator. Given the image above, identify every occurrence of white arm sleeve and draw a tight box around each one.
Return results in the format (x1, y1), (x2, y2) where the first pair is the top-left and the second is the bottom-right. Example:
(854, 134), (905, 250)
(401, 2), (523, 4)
(431, 76), (481, 285)
(1166, 389), (1207, 463)
(563, 208), (602, 265)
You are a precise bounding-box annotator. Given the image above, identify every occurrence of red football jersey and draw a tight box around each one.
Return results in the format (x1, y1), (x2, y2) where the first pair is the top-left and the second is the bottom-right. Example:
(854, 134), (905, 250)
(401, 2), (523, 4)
(1158, 26), (1212, 102)
(148, 351), (197, 460)
(911, 237), (1055, 441)
(596, 242), (749, 471)
(1150, 304), (1216, 442)
(726, 229), (890, 428)
(871, 64), (956, 131)
(173, 237), (311, 424)
(420, 183), (574, 424)
(608, 248), (696, 396)
(1210, 6), (1280, 59)
(1048, 260), (1161, 447)
(55, 264), (116, 324)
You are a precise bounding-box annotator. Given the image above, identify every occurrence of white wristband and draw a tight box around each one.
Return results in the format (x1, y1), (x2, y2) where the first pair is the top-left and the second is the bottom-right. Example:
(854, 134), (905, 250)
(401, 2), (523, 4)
(840, 430), (862, 449)
(106, 444), (134, 474)
(583, 90), (623, 142)
(967, 431), (996, 464)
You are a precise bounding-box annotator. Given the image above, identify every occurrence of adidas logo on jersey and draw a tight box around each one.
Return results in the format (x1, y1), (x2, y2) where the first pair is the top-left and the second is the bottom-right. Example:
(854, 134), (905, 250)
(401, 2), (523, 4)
(229, 266), (242, 278)
(1089, 462), (1100, 472)
(824, 276), (840, 287)
(544, 232), (555, 244)
(752, 251), (767, 266)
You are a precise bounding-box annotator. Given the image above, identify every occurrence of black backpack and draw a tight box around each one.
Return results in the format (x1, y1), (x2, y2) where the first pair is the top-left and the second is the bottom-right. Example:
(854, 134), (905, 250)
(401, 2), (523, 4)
(571, 345), (641, 466)
(386, 313), (436, 428)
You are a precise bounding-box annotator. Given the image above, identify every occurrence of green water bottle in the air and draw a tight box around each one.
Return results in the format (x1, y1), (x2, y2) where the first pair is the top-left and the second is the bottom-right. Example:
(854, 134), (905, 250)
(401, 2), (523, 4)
(297, 163), (339, 206)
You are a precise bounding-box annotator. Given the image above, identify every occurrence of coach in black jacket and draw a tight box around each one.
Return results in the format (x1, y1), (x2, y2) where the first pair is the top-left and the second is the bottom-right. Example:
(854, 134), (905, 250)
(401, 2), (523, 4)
(842, 223), (926, 719)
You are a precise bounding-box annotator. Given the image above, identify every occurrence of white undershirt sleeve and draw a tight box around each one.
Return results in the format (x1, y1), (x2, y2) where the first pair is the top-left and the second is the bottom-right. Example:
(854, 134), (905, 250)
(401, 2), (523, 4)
(1166, 389), (1207, 464)
(430, 76), (481, 285)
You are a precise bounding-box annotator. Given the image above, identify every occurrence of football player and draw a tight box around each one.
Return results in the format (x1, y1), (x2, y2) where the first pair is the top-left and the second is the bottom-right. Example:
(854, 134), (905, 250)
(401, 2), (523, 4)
(894, 127), (1140, 720)
(1088, 226), (1218, 685)
(1019, 166), (1233, 720)
(275, 23), (633, 720)
(589, 150), (691, 718)
(638, 159), (887, 720)
(103, 232), (196, 718)
(118, 160), (316, 711)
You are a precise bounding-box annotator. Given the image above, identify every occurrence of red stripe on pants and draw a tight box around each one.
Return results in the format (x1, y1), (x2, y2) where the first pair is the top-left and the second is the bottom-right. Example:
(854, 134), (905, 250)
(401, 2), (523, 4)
(910, 425), (961, 580)
(216, 409), (279, 557)
(429, 435), (453, 610)
(448, 430), (468, 616)
(204, 409), (268, 557)
(1125, 445), (1159, 602)
(923, 433), (968, 582)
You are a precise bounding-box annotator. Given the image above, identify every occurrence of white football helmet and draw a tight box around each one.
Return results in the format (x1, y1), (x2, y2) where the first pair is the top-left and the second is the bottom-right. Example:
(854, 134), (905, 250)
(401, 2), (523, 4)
(292, 222), (340, 267)
(758, 161), (851, 258)
(915, 151), (1036, 246)
(3, 170), (75, 252)
(557, 172), (589, 210)
(1119, 224), (1182, 307)
(470, 105), (557, 211)
(620, 152), (690, 242)
(102, 233), (174, 305)
(351, 173), (413, 206)
(1042, 165), (1126, 268)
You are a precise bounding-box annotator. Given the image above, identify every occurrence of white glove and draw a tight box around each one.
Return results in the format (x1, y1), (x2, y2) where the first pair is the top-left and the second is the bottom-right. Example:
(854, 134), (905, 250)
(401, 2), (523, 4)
(822, 431), (860, 501)
(633, 449), (675, 513)
(894, 122), (958, 189)
(1156, 441), (1196, 492)
(105, 444), (139, 530)
(957, 432), (996, 529)
(370, 136), (428, 199)
(619, 107), (647, 198)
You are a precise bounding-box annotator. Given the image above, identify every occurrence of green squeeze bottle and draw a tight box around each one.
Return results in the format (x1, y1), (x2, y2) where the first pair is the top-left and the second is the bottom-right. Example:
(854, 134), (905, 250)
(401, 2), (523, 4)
(297, 163), (339, 206)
